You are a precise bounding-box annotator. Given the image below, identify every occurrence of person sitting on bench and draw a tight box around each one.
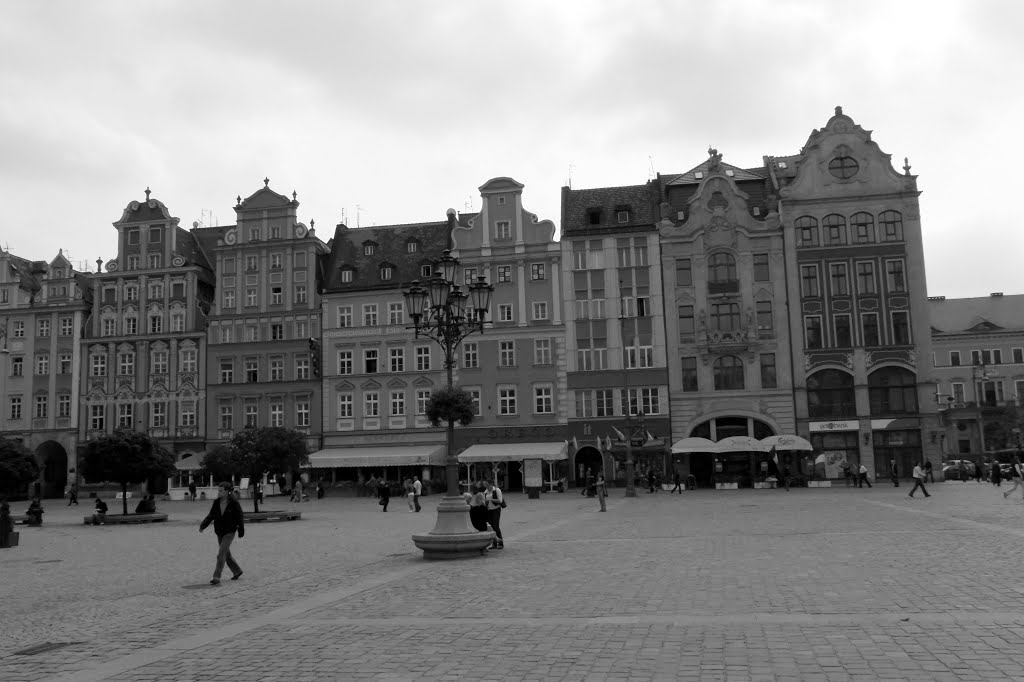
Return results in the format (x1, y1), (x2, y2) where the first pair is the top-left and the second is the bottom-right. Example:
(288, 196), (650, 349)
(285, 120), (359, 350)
(134, 494), (157, 514)
(91, 498), (108, 525)
(25, 498), (44, 525)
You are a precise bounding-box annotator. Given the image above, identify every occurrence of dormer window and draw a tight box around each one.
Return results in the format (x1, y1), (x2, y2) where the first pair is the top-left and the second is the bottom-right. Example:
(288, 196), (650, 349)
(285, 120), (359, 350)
(587, 209), (602, 226)
(498, 196), (506, 205)
(380, 265), (393, 281)
(363, 243), (376, 256)
(421, 264), (433, 278)
(127, 229), (140, 245)
(341, 268), (354, 283)
(150, 226), (162, 242)
(615, 205), (631, 224)
(406, 240), (419, 253)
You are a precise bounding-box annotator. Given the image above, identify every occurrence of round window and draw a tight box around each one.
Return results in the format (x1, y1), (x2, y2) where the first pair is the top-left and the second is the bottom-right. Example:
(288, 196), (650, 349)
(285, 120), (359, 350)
(828, 156), (859, 179)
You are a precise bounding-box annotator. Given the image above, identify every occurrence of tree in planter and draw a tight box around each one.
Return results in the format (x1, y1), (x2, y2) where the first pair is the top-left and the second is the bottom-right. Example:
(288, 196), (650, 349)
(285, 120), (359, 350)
(0, 437), (41, 500)
(424, 386), (476, 495)
(80, 430), (177, 516)
(199, 427), (310, 513)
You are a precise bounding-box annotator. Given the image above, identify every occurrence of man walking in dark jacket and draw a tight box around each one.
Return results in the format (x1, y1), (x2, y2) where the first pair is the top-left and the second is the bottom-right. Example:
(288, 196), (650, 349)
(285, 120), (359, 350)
(199, 482), (245, 584)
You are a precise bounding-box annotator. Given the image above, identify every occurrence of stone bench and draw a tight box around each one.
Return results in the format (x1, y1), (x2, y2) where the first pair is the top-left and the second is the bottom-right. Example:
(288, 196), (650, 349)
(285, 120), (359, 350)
(244, 510), (302, 523)
(83, 512), (169, 525)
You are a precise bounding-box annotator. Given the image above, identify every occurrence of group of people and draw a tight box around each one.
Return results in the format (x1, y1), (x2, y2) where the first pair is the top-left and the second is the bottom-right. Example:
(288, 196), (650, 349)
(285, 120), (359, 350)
(463, 480), (505, 549)
(368, 475), (423, 513)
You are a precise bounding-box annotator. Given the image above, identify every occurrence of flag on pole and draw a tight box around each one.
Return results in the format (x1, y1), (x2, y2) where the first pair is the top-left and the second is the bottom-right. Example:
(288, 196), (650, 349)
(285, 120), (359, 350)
(612, 426), (626, 441)
(572, 435), (579, 450)
(645, 429), (656, 444)
(770, 445), (780, 475)
(605, 436), (613, 451)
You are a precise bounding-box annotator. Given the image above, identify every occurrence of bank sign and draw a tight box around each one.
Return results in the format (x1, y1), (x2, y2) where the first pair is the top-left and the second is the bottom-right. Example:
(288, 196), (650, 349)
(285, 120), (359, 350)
(809, 420), (859, 432)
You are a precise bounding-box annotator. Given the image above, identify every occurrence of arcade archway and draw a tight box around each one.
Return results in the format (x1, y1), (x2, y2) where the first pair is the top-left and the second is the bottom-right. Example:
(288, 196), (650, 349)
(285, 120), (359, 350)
(36, 441), (68, 499)
(573, 446), (604, 488)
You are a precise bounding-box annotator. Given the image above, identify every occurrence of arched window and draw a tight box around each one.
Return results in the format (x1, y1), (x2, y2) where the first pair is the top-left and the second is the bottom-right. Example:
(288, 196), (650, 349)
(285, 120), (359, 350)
(806, 369), (855, 418)
(707, 253), (736, 283)
(823, 214), (847, 246)
(713, 355), (745, 390)
(795, 216), (819, 247)
(850, 212), (874, 244)
(879, 210), (903, 241)
(868, 366), (918, 415)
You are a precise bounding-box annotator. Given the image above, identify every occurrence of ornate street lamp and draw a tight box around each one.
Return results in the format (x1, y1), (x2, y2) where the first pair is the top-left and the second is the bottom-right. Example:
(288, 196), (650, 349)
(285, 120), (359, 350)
(403, 243), (495, 559)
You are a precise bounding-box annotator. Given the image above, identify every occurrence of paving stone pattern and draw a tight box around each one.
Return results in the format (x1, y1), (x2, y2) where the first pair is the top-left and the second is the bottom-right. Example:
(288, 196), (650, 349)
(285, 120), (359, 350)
(3, 483), (1024, 680)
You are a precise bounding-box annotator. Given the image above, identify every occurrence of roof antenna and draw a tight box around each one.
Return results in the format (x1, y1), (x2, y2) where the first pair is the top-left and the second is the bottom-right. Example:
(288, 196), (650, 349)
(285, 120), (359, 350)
(567, 163), (575, 189)
(648, 155), (656, 181)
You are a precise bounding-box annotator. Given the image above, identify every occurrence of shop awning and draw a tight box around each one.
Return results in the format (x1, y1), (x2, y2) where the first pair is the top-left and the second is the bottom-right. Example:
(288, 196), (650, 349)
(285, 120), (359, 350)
(715, 436), (768, 452)
(760, 435), (814, 451)
(672, 437), (720, 454)
(458, 442), (568, 463)
(306, 444), (446, 468)
(870, 418), (920, 430)
(175, 453), (204, 471)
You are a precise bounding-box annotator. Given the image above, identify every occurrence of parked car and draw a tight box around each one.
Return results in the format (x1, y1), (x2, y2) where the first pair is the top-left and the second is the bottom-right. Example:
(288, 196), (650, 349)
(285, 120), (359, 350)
(942, 460), (974, 481)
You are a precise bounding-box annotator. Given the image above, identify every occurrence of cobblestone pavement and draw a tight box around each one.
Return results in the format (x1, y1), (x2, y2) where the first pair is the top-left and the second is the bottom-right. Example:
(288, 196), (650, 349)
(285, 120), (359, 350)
(4, 482), (1024, 680)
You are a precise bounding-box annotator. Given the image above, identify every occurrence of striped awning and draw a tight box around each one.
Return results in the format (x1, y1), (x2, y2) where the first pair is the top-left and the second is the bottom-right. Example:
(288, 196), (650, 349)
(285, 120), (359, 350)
(458, 442), (568, 463)
(306, 444), (446, 468)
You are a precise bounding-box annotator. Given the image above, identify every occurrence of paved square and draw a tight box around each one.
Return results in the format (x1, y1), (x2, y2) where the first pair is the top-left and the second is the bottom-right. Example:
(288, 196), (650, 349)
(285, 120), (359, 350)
(3, 482), (1024, 681)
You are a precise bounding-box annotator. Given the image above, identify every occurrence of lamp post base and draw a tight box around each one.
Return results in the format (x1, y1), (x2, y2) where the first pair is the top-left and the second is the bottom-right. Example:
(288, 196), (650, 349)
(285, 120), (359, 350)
(411, 494), (495, 559)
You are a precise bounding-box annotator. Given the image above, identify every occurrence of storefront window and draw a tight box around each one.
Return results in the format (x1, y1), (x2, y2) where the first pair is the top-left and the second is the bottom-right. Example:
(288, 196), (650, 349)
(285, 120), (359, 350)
(874, 429), (922, 481)
(868, 367), (918, 415)
(806, 369), (856, 418)
(810, 431), (860, 479)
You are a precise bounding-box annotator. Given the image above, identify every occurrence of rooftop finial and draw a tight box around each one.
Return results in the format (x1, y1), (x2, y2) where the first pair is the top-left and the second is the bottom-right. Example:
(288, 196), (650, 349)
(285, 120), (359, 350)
(292, 190), (297, 200)
(310, 219), (315, 230)
(264, 177), (270, 187)
(903, 157), (912, 175)
(96, 257), (103, 273)
(835, 105), (843, 117)
(144, 187), (151, 201)
(236, 195), (241, 206)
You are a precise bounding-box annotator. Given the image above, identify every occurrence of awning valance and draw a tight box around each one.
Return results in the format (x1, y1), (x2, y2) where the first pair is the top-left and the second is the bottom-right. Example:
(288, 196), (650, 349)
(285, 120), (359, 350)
(306, 444), (445, 468)
(672, 437), (719, 454)
(175, 453), (204, 471)
(760, 435), (814, 451)
(458, 442), (568, 463)
(715, 436), (768, 452)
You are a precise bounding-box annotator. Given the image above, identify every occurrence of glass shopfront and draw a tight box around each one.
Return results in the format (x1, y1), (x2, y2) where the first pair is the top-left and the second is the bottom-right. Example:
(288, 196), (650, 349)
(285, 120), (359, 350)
(874, 429), (922, 480)
(809, 431), (860, 480)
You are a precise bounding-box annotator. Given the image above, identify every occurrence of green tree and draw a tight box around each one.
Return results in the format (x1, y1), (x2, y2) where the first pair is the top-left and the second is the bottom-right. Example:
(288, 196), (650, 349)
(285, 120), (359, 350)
(80, 430), (177, 516)
(0, 437), (41, 499)
(425, 386), (476, 428)
(199, 427), (310, 513)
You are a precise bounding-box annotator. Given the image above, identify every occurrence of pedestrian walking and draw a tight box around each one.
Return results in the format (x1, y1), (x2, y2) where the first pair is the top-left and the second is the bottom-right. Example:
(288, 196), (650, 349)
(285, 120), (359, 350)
(413, 476), (422, 512)
(484, 480), (504, 549)
(782, 465), (791, 491)
(404, 479), (415, 511)
(199, 482), (245, 585)
(378, 478), (390, 512)
(580, 468), (592, 496)
(908, 461), (931, 498)
(468, 482), (489, 531)
(890, 460), (899, 487)
(647, 469), (656, 494)
(316, 481), (325, 500)
(670, 471), (682, 494)
(858, 463), (872, 488)
(974, 461), (983, 482)
(188, 480), (197, 501)
(924, 459), (934, 483)
(1004, 455), (1024, 500)
(367, 474), (379, 499)
(595, 473), (607, 511)
(841, 461), (853, 487)
(67, 483), (79, 505)
(992, 460), (1002, 486)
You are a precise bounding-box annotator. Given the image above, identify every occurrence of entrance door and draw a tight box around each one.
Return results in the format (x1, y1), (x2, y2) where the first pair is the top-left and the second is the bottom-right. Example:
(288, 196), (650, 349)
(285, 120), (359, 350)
(37, 441), (68, 499)
(574, 447), (603, 488)
(690, 453), (713, 489)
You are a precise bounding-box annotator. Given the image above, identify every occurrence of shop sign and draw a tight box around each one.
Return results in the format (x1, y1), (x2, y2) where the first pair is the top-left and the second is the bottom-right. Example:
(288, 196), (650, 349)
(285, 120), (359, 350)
(523, 459), (543, 488)
(809, 420), (859, 432)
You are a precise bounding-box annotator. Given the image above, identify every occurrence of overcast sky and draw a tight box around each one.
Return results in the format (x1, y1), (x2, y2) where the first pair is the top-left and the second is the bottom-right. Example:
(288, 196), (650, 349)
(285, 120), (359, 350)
(2, 1), (1019, 298)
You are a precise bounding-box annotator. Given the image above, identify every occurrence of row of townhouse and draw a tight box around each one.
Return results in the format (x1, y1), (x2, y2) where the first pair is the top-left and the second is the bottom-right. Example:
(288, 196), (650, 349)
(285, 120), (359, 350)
(5, 107), (1014, 496)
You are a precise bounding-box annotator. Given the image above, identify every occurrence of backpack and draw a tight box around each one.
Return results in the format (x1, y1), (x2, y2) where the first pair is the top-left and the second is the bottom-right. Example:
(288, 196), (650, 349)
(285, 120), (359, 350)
(493, 489), (507, 509)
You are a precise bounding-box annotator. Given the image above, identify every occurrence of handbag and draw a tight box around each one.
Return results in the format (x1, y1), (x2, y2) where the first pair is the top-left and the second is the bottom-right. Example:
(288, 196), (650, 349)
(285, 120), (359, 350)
(378, 498), (385, 506)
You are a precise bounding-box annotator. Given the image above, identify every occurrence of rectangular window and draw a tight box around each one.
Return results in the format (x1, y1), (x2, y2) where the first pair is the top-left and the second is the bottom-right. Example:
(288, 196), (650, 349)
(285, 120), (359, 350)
(91, 354), (107, 377)
(245, 359), (258, 383)
(294, 320), (307, 339)
(681, 356), (698, 392)
(270, 357), (284, 381)
(415, 346), (430, 371)
(1014, 348), (1024, 364)
(389, 348), (405, 372)
(855, 262), (876, 295)
(834, 314), (852, 347)
(270, 253), (282, 269)
(9, 397), (22, 420)
(118, 403), (133, 429)
(416, 389), (431, 415)
(534, 339), (552, 365)
(124, 318), (137, 335)
(219, 404), (233, 430)
(271, 323), (284, 341)
(497, 265), (512, 283)
(102, 318), (116, 336)
(295, 285), (307, 304)
(37, 319), (50, 337)
(13, 321), (24, 337)
(246, 255), (258, 271)
(244, 400), (258, 427)
(679, 305), (695, 339)
(170, 313), (184, 332)
(364, 392), (380, 417)
(60, 317), (73, 336)
(364, 349), (379, 373)
(466, 388), (481, 416)
(463, 268), (477, 284)
(498, 386), (517, 415)
(338, 351), (353, 375)
(338, 394), (353, 418)
(798, 224), (820, 247)
(753, 254), (770, 282)
(11, 357), (23, 376)
(295, 401), (310, 427)
(223, 290), (235, 309)
(951, 382), (965, 405)
(388, 302), (404, 325)
(531, 263), (546, 280)
(972, 350), (982, 366)
(127, 255), (139, 270)
(35, 355), (49, 375)
(805, 316), (823, 349)
(363, 304), (378, 326)
(34, 396), (47, 419)
(829, 263), (849, 296)
(152, 350), (168, 374)
(180, 401), (196, 427)
(950, 351), (961, 366)
(534, 385), (553, 414)
(271, 287), (283, 305)
(625, 344), (654, 369)
(334, 306), (352, 328)
(498, 304), (514, 322)
(759, 353), (777, 388)
(390, 391), (406, 416)
(756, 301), (772, 331)
(801, 265), (820, 297)
(90, 404), (104, 430)
(295, 357), (310, 380)
(246, 289), (257, 306)
(993, 349), (1003, 364)
(676, 258), (693, 286)
(117, 352), (134, 376)
(147, 282), (163, 299)
(59, 353), (72, 374)
(496, 221), (511, 239)
(462, 343), (478, 368)
(532, 302), (548, 320)
(862, 313), (880, 347)
(149, 315), (162, 334)
(270, 402), (284, 427)
(892, 311), (911, 345)
(58, 394), (71, 418)
(179, 349), (196, 373)
(151, 402), (166, 428)
(499, 340), (516, 367)
(886, 260), (907, 293)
